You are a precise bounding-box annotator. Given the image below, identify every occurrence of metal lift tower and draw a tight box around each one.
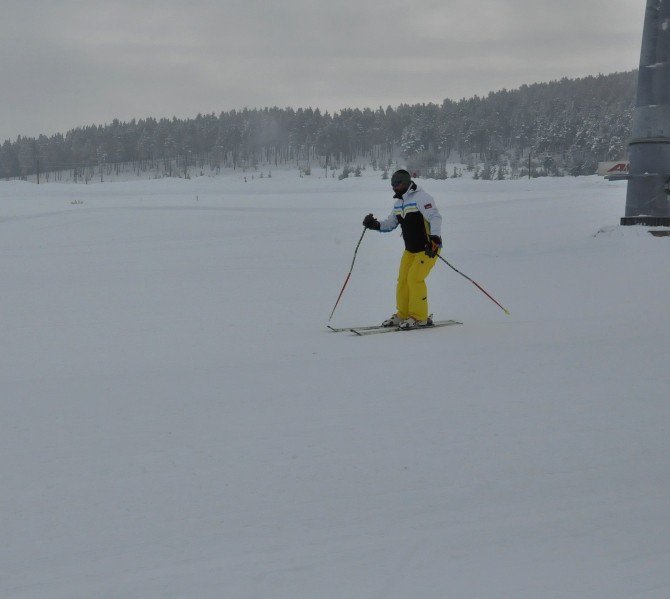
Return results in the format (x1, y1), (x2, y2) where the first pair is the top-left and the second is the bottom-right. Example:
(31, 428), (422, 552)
(622, 0), (670, 226)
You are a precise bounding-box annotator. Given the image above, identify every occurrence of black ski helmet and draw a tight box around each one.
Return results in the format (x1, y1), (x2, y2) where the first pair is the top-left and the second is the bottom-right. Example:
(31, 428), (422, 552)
(391, 169), (411, 187)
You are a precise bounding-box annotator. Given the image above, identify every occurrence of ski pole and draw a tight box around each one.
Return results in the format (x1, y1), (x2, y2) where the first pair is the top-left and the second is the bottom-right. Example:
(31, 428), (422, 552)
(328, 227), (367, 321)
(436, 254), (510, 315)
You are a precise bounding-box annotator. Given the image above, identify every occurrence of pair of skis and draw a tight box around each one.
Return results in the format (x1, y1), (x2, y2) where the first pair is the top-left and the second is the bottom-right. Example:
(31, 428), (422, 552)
(328, 319), (462, 336)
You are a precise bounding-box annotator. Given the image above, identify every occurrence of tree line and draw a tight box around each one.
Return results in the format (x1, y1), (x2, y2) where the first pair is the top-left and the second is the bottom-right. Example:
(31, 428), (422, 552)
(0, 70), (636, 181)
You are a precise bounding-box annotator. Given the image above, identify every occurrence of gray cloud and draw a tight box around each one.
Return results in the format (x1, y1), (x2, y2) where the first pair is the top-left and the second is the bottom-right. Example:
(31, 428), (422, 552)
(0, 0), (642, 141)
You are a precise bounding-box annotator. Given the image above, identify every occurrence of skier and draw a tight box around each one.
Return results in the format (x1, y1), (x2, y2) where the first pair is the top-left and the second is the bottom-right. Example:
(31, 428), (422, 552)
(362, 169), (443, 329)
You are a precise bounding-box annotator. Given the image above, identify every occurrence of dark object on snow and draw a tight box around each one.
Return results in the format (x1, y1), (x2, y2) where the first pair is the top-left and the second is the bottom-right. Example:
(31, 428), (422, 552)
(622, 0), (670, 226)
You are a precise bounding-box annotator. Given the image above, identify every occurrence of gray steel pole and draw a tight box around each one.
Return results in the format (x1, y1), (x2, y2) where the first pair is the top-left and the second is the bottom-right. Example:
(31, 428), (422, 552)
(622, 0), (670, 225)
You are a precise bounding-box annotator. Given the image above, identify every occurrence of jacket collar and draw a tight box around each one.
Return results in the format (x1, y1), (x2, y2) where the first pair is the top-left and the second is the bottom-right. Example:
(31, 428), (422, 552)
(394, 181), (418, 200)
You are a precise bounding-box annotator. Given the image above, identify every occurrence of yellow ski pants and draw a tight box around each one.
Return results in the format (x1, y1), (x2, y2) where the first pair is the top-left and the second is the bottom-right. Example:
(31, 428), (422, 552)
(395, 250), (438, 321)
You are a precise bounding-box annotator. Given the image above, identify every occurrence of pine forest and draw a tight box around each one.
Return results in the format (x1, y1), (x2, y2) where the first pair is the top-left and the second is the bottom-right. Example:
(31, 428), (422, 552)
(0, 70), (636, 182)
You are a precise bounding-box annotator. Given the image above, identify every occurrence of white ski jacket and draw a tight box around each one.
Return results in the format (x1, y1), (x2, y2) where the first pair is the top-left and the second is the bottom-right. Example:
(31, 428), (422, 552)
(377, 183), (442, 252)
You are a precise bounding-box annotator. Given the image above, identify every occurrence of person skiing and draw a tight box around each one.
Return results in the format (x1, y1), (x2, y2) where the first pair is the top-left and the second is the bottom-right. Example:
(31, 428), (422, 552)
(362, 169), (443, 329)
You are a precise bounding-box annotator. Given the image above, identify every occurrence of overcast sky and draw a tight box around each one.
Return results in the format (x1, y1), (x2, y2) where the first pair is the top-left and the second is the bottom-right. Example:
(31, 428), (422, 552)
(0, 0), (643, 142)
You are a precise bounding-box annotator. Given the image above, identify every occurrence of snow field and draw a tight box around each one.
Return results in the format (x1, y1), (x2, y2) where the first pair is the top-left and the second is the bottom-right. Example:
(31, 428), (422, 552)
(1, 171), (669, 598)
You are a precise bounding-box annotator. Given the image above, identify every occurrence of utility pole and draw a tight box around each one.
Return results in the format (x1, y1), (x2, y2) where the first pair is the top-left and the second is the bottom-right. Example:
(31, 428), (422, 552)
(621, 0), (670, 226)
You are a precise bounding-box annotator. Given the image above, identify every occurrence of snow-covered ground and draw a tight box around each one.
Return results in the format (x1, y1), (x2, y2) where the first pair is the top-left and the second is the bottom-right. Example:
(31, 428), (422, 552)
(2, 171), (669, 598)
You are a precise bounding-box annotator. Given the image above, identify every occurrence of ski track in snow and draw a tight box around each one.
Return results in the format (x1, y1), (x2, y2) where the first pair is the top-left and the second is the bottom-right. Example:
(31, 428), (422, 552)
(1, 171), (669, 598)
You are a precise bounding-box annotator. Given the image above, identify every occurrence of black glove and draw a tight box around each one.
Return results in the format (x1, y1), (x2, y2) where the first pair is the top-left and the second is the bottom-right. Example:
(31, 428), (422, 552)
(425, 235), (442, 257)
(363, 213), (380, 230)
